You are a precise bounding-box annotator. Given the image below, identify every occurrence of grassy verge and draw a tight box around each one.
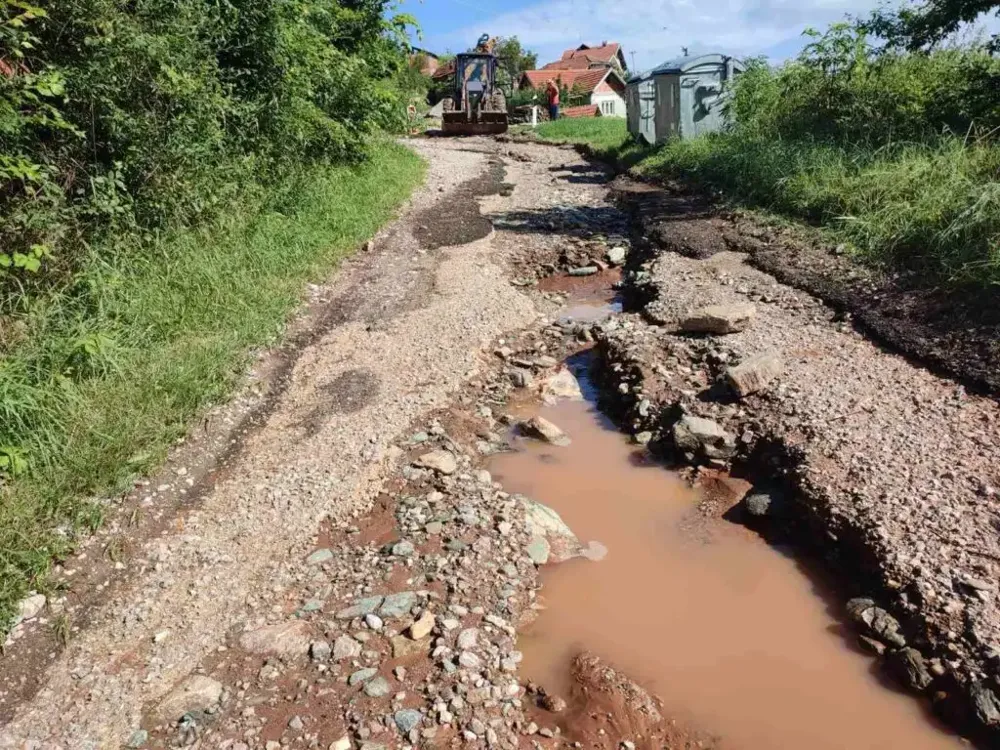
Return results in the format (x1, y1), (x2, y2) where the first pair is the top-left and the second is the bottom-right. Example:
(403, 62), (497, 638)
(530, 118), (1000, 288)
(0, 141), (425, 626)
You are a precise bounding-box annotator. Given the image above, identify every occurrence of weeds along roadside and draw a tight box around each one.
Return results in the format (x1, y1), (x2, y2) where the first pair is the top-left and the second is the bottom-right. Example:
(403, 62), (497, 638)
(0, 142), (426, 631)
(528, 24), (1000, 290)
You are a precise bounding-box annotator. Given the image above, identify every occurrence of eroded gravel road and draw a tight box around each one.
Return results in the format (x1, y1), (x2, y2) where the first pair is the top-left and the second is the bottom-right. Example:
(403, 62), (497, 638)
(1, 135), (998, 750)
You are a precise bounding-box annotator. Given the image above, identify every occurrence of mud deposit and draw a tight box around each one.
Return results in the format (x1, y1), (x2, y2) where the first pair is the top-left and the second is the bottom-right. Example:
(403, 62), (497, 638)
(490, 367), (964, 749)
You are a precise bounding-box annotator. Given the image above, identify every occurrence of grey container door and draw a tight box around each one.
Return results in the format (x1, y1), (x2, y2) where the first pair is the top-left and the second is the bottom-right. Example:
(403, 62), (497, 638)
(654, 75), (680, 142)
(638, 80), (656, 145)
(681, 69), (724, 138)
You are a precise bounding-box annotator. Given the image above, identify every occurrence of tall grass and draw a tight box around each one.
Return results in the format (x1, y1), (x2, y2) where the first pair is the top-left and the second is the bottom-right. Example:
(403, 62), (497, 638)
(530, 27), (1000, 288)
(0, 141), (425, 625)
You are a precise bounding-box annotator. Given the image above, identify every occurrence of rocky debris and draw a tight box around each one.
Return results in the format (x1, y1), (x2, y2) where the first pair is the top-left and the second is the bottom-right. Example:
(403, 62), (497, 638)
(607, 246), (627, 266)
(155, 675), (224, 723)
(363, 677), (390, 697)
(380, 591), (417, 618)
(408, 610), (435, 640)
(846, 598), (906, 648)
(519, 416), (571, 446)
(725, 352), (783, 397)
(394, 709), (422, 733)
(333, 634), (363, 660)
(306, 548), (334, 565)
(310, 640), (332, 662)
(540, 368), (584, 405)
(888, 648), (933, 692)
(679, 304), (756, 335)
(972, 683), (1000, 727)
(348, 667), (377, 686)
(239, 620), (311, 658)
(15, 593), (46, 624)
(337, 595), (384, 620)
(672, 414), (736, 463)
(412, 450), (458, 475)
(509, 368), (534, 389)
(522, 496), (583, 564)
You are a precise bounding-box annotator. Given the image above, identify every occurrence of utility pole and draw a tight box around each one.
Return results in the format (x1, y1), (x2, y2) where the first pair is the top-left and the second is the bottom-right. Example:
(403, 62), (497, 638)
(630, 51), (636, 71)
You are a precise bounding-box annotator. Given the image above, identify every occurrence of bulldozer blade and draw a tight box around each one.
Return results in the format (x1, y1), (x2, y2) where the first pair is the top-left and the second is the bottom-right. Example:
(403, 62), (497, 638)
(441, 112), (508, 135)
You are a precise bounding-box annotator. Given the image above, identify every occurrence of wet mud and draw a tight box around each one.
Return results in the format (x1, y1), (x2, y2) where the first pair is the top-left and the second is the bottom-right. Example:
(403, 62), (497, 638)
(489, 356), (965, 750)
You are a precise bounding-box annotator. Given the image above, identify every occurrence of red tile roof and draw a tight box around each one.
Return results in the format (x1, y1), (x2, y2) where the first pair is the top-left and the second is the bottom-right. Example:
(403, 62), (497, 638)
(555, 43), (622, 67)
(561, 104), (602, 118)
(520, 68), (610, 96)
(541, 56), (599, 71)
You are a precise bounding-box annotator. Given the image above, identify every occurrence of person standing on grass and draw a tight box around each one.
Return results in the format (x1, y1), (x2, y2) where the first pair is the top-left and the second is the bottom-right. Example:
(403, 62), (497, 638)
(546, 79), (560, 121)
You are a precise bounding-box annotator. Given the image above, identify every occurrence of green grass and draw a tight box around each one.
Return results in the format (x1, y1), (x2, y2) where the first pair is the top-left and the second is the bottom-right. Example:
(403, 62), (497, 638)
(0, 141), (425, 627)
(529, 119), (1000, 288)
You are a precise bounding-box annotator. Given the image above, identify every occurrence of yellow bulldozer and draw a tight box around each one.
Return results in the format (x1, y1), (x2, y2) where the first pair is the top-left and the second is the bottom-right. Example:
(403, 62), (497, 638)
(440, 35), (508, 135)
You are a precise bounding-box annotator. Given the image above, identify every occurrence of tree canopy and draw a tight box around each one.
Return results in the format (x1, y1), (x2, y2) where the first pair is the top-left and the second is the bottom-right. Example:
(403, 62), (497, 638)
(867, 0), (1000, 50)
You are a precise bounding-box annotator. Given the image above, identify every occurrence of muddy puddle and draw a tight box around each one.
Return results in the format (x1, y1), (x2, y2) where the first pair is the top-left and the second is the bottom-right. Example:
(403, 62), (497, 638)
(489, 357), (964, 749)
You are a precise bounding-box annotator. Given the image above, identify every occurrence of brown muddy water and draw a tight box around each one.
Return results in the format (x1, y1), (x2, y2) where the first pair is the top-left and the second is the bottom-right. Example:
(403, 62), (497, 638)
(489, 356), (964, 749)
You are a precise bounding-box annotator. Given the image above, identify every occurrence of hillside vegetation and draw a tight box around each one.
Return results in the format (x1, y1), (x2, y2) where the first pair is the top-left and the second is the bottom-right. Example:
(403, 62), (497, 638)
(534, 23), (1000, 288)
(0, 0), (424, 626)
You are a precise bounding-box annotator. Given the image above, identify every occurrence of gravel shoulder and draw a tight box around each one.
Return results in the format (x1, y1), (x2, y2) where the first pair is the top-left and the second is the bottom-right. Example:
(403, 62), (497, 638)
(594, 180), (1000, 740)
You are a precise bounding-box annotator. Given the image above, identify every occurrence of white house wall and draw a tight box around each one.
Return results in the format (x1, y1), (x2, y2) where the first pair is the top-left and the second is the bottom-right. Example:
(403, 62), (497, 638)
(591, 91), (626, 118)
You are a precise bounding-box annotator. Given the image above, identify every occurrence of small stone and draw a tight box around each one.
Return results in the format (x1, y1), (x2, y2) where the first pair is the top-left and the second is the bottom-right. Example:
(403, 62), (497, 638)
(394, 666), (407, 681)
(349, 668), (377, 686)
(380, 591), (417, 618)
(337, 596), (384, 620)
(458, 651), (482, 669)
(633, 431), (653, 446)
(155, 675), (224, 722)
(394, 709), (422, 733)
(457, 628), (479, 650)
(365, 613), (384, 630)
(392, 540), (415, 557)
(858, 635), (886, 656)
(310, 640), (332, 661)
(126, 729), (148, 749)
(971, 682), (1000, 727)
(607, 246), (627, 265)
(679, 304), (756, 334)
(519, 416), (570, 446)
(744, 492), (774, 518)
(425, 521), (443, 535)
(527, 536), (550, 565)
(725, 353), (784, 397)
(408, 610), (436, 640)
(672, 414), (736, 462)
(330, 737), (352, 750)
(540, 369), (584, 405)
(568, 266), (599, 276)
(306, 548), (334, 565)
(541, 693), (567, 713)
(16, 594), (46, 623)
(509, 369), (534, 388)
(391, 634), (428, 658)
(413, 450), (458, 475)
(289, 715), (304, 731)
(888, 648), (933, 692)
(364, 676), (390, 697)
(333, 634), (363, 659)
(239, 620), (311, 658)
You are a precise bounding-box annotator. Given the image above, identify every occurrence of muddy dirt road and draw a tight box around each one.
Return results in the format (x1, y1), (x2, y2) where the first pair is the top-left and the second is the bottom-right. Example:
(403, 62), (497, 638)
(0, 136), (996, 749)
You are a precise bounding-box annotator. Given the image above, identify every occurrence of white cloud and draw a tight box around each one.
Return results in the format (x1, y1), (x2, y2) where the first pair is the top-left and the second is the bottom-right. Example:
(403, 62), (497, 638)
(425, 0), (882, 70)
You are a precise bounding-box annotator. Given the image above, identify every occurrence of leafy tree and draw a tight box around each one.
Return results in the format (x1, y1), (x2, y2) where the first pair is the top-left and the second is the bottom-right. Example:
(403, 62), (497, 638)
(867, 0), (1000, 51)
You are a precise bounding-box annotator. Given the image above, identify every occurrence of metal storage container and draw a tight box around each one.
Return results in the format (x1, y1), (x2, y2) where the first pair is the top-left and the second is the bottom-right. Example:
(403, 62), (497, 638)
(626, 53), (744, 144)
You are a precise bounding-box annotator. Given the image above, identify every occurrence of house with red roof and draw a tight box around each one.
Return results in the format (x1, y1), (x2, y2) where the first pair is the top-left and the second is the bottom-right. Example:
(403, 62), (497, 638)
(519, 65), (627, 118)
(543, 42), (627, 75)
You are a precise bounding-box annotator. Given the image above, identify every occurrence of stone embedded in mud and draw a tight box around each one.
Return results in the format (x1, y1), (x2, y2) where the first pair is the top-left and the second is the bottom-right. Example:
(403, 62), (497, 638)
(395, 708), (423, 733)
(348, 667), (377, 686)
(306, 548), (334, 565)
(336, 595), (384, 620)
(725, 353), (784, 397)
(672, 414), (736, 462)
(391, 634), (428, 658)
(364, 676), (390, 697)
(519, 416), (571, 446)
(846, 598), (906, 648)
(888, 648), (933, 692)
(412, 450), (458, 475)
(333, 634), (362, 660)
(971, 682), (1000, 727)
(540, 369), (584, 405)
(379, 591), (417, 618)
(408, 610), (436, 640)
(509, 368), (534, 389)
(155, 675), (224, 722)
(522, 496), (583, 564)
(391, 540), (415, 557)
(239, 620), (311, 658)
(679, 303), (757, 335)
(330, 737), (352, 750)
(15, 593), (46, 624)
(568, 266), (599, 277)
(309, 640), (332, 662)
(607, 246), (627, 266)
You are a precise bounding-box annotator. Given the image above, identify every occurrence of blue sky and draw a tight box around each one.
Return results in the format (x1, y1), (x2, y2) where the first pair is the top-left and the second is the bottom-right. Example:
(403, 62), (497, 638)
(401, 0), (999, 72)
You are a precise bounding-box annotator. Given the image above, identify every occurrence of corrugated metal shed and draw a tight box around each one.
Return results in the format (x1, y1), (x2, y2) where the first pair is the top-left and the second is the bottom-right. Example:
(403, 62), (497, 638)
(626, 53), (745, 144)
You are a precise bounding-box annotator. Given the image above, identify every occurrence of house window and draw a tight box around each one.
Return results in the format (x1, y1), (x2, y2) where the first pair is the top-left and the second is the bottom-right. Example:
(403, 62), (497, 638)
(601, 100), (615, 115)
